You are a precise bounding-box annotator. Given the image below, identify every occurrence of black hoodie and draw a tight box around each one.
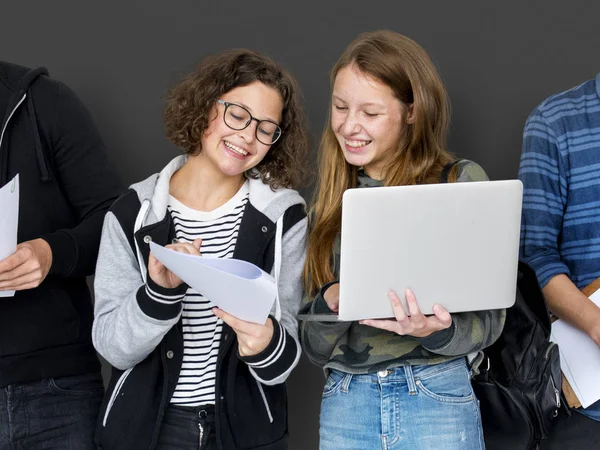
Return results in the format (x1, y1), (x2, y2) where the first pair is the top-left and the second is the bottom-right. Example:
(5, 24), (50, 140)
(0, 61), (122, 387)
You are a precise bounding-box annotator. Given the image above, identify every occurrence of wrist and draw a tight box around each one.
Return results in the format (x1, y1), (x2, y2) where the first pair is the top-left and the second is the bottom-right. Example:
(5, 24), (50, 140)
(589, 324), (600, 347)
(34, 238), (53, 267)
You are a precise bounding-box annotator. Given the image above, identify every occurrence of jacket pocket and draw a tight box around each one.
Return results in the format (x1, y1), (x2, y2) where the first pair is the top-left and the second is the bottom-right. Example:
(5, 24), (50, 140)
(255, 379), (274, 423)
(103, 367), (133, 426)
(95, 351), (163, 450)
(229, 372), (288, 448)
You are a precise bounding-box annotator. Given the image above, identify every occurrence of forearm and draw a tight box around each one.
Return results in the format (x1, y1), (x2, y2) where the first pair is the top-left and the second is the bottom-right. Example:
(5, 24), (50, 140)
(242, 317), (301, 385)
(543, 274), (600, 345)
(42, 202), (115, 277)
(93, 277), (185, 370)
(298, 290), (352, 367)
(420, 308), (506, 356)
(92, 211), (184, 369)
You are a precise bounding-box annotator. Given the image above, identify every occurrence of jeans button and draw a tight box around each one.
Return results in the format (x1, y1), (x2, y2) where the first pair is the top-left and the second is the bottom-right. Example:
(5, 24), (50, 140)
(199, 409), (207, 419)
(378, 369), (389, 378)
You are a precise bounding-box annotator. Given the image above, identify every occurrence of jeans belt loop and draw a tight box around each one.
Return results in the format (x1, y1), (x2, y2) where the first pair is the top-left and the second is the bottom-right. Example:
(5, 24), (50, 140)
(403, 365), (418, 395)
(341, 373), (353, 393)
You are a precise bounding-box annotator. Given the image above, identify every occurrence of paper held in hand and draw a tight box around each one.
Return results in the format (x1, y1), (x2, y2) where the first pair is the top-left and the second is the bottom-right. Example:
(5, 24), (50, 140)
(149, 241), (276, 325)
(0, 175), (19, 298)
(551, 289), (600, 409)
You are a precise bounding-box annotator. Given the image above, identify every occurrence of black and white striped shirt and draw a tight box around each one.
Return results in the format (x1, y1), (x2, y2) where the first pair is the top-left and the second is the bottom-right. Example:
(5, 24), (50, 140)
(168, 182), (249, 406)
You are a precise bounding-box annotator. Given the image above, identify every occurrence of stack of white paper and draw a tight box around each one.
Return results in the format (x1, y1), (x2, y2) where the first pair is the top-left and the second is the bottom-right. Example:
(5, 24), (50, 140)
(0, 175), (19, 298)
(551, 290), (600, 408)
(149, 241), (276, 324)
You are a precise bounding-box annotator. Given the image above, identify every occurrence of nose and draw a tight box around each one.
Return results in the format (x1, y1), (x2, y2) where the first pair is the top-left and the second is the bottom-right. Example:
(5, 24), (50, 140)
(340, 111), (361, 136)
(238, 120), (257, 143)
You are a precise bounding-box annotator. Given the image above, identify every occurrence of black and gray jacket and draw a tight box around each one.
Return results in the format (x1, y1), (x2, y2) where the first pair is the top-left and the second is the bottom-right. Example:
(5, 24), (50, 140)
(92, 156), (307, 449)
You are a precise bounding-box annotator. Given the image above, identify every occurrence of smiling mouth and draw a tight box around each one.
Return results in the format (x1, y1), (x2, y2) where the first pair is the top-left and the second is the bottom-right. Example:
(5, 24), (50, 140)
(224, 140), (249, 156)
(344, 139), (371, 149)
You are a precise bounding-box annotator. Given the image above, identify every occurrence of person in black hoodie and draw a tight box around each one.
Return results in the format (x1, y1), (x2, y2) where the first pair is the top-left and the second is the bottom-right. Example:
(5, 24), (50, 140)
(0, 61), (122, 449)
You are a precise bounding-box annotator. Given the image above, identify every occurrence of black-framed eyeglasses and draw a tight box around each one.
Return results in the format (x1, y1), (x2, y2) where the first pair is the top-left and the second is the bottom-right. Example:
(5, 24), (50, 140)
(216, 100), (282, 145)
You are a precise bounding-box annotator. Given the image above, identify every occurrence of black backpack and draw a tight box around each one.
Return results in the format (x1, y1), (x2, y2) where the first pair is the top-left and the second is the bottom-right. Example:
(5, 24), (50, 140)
(440, 159), (562, 449)
(471, 261), (563, 449)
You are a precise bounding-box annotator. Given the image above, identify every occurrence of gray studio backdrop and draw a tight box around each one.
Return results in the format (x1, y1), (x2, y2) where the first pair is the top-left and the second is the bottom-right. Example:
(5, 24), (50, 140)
(2, 1), (599, 448)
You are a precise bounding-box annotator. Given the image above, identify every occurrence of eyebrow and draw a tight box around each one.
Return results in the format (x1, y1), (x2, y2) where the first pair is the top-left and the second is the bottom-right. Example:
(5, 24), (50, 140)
(332, 95), (386, 109)
(225, 100), (279, 123)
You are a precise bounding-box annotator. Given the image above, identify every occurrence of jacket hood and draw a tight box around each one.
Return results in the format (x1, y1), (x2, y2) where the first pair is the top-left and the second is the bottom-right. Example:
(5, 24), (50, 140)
(0, 61), (51, 185)
(130, 155), (306, 227)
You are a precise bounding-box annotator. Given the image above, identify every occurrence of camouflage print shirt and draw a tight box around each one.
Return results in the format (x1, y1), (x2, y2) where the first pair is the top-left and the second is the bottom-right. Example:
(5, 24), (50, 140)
(299, 160), (506, 374)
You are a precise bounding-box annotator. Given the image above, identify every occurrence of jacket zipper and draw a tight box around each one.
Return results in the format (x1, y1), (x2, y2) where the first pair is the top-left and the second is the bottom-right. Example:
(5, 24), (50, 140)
(102, 367), (134, 426)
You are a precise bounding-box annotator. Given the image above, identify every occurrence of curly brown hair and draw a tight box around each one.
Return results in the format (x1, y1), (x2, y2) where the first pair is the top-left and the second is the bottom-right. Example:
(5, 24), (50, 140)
(164, 49), (309, 190)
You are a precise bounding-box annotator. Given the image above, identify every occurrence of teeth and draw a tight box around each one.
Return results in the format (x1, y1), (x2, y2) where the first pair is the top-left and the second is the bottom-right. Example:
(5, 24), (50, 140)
(345, 140), (370, 148)
(224, 141), (248, 156)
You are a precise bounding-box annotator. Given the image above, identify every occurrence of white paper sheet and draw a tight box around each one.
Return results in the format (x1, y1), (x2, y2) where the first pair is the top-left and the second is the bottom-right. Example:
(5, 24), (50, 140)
(149, 241), (276, 324)
(551, 290), (600, 408)
(0, 175), (19, 298)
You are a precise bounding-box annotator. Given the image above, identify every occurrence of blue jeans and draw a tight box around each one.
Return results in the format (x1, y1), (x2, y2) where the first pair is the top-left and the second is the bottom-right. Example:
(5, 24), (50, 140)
(320, 358), (484, 450)
(0, 372), (103, 450)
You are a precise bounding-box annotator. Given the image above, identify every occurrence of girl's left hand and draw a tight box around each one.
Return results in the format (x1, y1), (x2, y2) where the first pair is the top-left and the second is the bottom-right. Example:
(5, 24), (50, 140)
(360, 289), (452, 338)
(212, 307), (274, 356)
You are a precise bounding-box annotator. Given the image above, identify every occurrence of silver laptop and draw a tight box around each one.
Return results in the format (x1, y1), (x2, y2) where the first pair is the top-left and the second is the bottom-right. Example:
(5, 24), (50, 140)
(300, 180), (522, 322)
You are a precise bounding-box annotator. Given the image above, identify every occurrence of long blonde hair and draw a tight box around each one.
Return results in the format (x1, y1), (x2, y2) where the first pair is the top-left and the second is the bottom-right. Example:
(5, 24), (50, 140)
(304, 30), (457, 294)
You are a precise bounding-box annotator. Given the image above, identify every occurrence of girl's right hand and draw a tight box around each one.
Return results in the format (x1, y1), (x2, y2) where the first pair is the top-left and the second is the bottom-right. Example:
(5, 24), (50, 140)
(148, 238), (202, 289)
(323, 282), (340, 313)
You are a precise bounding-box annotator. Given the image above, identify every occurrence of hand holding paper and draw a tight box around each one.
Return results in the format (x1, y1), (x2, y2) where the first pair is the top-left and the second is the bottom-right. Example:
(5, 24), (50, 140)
(551, 290), (600, 408)
(149, 242), (277, 325)
(212, 307), (274, 356)
(0, 239), (52, 292)
(148, 238), (202, 288)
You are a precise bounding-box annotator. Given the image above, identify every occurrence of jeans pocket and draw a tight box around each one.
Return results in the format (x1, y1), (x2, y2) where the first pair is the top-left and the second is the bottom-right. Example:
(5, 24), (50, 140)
(322, 370), (349, 399)
(49, 372), (105, 396)
(416, 365), (474, 404)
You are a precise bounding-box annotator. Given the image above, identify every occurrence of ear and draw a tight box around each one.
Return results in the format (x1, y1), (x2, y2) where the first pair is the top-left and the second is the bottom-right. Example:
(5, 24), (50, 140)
(406, 104), (416, 124)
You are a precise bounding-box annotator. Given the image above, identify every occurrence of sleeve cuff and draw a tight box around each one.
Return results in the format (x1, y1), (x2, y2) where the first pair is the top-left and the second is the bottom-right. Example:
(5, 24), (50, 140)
(417, 320), (456, 351)
(240, 316), (298, 381)
(136, 277), (187, 320)
(42, 231), (76, 277)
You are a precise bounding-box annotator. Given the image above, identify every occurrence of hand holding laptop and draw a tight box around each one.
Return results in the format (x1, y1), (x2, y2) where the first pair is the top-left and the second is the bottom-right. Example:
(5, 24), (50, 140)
(323, 283), (340, 312)
(360, 288), (452, 338)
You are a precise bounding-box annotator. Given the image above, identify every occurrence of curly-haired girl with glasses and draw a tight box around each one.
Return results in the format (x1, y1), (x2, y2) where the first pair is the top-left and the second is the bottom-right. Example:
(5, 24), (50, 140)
(93, 49), (310, 450)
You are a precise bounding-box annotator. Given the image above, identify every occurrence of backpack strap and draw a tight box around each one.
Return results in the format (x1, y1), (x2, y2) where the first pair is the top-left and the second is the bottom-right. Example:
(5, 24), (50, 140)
(440, 159), (464, 183)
